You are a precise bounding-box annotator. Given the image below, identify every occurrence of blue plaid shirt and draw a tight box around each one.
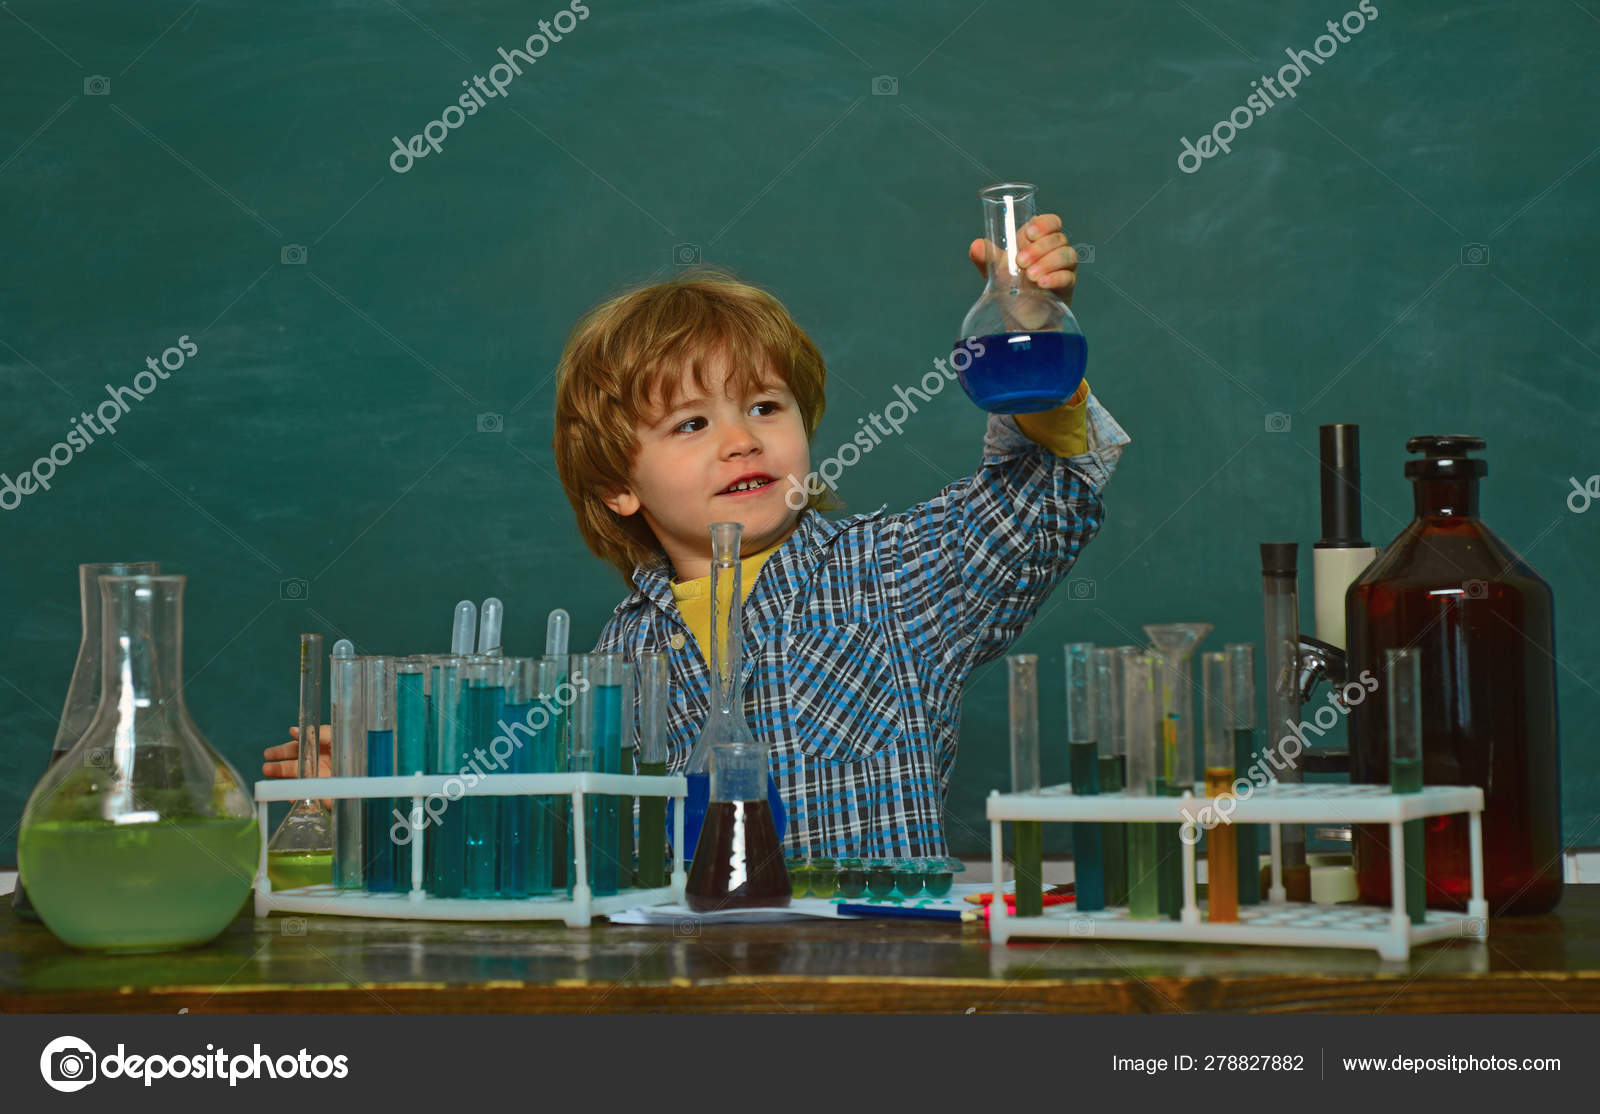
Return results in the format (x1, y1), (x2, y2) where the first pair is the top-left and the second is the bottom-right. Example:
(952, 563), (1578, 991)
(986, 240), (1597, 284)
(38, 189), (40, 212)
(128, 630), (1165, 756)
(593, 394), (1130, 857)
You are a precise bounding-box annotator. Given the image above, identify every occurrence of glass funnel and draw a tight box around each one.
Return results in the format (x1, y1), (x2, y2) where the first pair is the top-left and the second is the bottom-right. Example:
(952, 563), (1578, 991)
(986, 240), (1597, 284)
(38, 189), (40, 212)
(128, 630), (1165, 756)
(13, 560), (160, 921)
(17, 575), (259, 952)
(265, 634), (334, 889)
(684, 522), (790, 911)
(1142, 623), (1213, 795)
(954, 181), (1088, 414)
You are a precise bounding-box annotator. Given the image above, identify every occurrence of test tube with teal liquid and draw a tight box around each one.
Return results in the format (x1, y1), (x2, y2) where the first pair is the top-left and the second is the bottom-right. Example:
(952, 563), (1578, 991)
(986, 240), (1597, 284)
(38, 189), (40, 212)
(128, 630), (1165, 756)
(618, 660), (636, 887)
(1123, 652), (1161, 919)
(462, 657), (506, 898)
(427, 657), (466, 897)
(1064, 642), (1103, 911)
(362, 656), (397, 893)
(574, 652), (624, 896)
(497, 657), (536, 898)
(394, 661), (427, 893)
(1094, 647), (1128, 906)
(1225, 643), (1260, 905)
(1387, 647), (1426, 926)
(1006, 653), (1043, 918)
(546, 610), (570, 891)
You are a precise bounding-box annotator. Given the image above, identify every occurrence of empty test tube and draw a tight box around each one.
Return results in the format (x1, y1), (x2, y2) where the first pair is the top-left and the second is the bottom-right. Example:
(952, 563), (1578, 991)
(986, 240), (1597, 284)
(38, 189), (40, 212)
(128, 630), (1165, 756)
(1064, 642), (1103, 912)
(1006, 653), (1043, 918)
(331, 640), (364, 890)
(1387, 647), (1426, 925)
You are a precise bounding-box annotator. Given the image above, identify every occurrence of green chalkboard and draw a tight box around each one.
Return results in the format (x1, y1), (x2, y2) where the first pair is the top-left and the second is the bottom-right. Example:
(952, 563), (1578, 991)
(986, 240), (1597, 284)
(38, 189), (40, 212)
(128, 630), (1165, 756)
(3, 1), (1597, 865)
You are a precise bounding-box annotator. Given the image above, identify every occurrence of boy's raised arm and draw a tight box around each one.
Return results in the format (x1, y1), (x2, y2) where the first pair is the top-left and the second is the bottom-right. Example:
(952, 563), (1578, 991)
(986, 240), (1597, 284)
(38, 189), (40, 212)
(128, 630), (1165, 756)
(879, 388), (1130, 678)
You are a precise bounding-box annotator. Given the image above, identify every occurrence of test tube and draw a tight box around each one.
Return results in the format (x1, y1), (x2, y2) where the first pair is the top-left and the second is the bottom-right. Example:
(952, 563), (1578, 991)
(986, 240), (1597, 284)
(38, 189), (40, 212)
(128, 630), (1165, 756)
(1226, 643), (1260, 905)
(395, 661), (427, 893)
(461, 656), (507, 898)
(1260, 543), (1308, 898)
(1006, 653), (1043, 918)
(427, 656), (466, 897)
(330, 640), (365, 890)
(574, 653), (625, 897)
(619, 660), (636, 887)
(1202, 652), (1237, 923)
(1386, 647), (1426, 925)
(1093, 647), (1128, 905)
(636, 653), (670, 889)
(1123, 652), (1161, 920)
(497, 658), (534, 898)
(545, 609), (571, 890)
(363, 656), (398, 893)
(1064, 642), (1103, 912)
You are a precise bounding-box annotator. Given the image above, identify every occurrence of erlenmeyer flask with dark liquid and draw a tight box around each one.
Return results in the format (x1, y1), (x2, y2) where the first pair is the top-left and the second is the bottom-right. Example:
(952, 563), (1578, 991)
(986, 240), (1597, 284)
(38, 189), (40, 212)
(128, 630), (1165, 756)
(1346, 436), (1562, 915)
(13, 560), (159, 921)
(953, 181), (1087, 414)
(684, 523), (790, 912)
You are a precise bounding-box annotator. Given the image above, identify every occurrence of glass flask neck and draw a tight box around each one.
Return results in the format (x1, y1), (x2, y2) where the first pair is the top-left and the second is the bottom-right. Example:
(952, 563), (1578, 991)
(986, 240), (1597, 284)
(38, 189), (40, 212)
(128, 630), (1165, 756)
(708, 522), (745, 716)
(980, 183), (1041, 294)
(1411, 476), (1479, 518)
(96, 576), (189, 718)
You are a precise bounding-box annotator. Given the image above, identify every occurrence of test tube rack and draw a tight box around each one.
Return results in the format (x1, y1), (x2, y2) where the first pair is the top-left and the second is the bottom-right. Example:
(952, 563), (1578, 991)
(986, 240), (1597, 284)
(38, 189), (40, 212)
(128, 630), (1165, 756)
(253, 771), (688, 927)
(987, 782), (1489, 960)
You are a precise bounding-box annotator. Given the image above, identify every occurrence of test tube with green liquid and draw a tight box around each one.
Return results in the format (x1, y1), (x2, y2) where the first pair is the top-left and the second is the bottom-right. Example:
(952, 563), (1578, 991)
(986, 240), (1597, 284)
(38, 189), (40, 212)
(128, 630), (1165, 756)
(1094, 647), (1128, 906)
(1123, 652), (1161, 919)
(636, 652), (670, 889)
(1225, 643), (1260, 905)
(1064, 642), (1103, 912)
(1201, 652), (1238, 922)
(1387, 647), (1426, 925)
(1006, 653), (1044, 918)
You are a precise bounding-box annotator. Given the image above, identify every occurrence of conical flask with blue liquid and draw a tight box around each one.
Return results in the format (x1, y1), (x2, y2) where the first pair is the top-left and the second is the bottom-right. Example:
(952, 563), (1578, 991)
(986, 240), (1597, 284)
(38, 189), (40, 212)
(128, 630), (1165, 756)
(681, 522), (787, 863)
(955, 181), (1088, 414)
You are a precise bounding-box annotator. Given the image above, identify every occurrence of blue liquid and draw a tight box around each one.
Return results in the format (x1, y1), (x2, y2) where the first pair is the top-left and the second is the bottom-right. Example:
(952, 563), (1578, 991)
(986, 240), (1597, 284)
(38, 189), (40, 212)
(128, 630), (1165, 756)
(1069, 740), (1105, 912)
(499, 700), (535, 898)
(684, 772), (787, 861)
(427, 678), (466, 898)
(393, 673), (427, 892)
(585, 682), (622, 896)
(364, 729), (396, 893)
(955, 331), (1087, 415)
(532, 696), (559, 895)
(464, 683), (503, 898)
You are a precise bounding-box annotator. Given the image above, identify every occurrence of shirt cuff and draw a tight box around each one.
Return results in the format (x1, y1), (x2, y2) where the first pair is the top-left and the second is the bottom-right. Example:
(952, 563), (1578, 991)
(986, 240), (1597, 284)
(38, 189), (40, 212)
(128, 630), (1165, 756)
(1013, 379), (1091, 457)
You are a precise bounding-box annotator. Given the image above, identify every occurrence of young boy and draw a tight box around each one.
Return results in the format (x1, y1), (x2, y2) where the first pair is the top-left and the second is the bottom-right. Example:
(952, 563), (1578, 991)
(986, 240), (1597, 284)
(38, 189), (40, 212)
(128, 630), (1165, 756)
(264, 213), (1128, 860)
(554, 213), (1128, 858)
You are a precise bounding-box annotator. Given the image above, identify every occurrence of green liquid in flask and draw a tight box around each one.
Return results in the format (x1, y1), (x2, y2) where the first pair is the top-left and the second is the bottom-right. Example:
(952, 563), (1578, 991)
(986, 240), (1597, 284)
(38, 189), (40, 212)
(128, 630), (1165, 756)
(20, 818), (260, 952)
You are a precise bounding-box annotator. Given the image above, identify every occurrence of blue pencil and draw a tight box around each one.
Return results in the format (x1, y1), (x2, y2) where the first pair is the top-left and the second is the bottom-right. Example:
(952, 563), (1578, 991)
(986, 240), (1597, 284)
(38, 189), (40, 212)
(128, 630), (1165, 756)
(836, 903), (979, 923)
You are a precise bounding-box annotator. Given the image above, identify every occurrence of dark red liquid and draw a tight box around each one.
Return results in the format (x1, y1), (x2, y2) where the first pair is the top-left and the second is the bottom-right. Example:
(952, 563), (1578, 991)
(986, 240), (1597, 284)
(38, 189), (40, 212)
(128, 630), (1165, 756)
(685, 799), (790, 913)
(1347, 491), (1562, 915)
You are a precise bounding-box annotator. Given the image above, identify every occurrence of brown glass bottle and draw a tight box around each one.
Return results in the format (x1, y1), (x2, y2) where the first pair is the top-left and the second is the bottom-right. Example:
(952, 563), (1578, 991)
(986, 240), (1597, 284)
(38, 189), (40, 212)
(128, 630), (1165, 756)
(1346, 436), (1561, 915)
(685, 799), (791, 912)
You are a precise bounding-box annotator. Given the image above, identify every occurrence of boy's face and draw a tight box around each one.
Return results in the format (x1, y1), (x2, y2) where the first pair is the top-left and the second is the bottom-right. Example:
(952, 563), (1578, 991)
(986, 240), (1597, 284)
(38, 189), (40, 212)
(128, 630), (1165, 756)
(604, 350), (810, 581)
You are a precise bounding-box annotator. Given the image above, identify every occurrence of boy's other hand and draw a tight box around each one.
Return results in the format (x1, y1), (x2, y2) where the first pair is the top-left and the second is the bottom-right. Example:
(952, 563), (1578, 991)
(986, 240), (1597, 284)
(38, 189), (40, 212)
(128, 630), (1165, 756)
(968, 212), (1078, 306)
(262, 724), (333, 779)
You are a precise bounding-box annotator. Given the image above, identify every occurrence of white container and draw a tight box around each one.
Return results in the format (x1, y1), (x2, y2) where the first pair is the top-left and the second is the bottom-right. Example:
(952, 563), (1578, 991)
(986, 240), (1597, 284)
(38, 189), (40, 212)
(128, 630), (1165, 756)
(254, 771), (687, 927)
(987, 781), (1488, 960)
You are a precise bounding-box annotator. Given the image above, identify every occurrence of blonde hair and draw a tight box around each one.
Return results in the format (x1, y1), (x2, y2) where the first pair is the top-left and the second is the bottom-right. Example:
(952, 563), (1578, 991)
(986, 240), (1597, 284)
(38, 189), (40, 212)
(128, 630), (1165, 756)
(553, 267), (837, 584)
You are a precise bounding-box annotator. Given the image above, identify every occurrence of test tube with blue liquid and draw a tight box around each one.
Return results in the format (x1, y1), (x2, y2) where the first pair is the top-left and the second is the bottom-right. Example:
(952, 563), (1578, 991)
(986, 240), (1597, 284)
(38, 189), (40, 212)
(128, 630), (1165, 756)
(427, 656), (467, 897)
(395, 660), (427, 892)
(572, 652), (624, 896)
(497, 657), (562, 897)
(331, 640), (364, 890)
(546, 609), (570, 891)
(462, 656), (506, 898)
(1064, 642), (1103, 911)
(362, 656), (397, 893)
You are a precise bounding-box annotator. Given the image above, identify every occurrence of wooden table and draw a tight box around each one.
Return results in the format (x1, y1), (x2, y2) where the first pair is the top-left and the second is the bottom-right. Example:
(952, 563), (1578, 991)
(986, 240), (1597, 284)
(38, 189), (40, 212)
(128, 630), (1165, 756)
(4, 887), (1598, 1013)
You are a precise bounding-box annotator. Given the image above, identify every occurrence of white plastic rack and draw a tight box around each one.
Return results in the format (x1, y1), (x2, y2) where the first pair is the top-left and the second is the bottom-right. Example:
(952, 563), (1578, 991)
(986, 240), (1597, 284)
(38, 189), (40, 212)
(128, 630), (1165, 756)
(254, 772), (687, 926)
(987, 782), (1489, 960)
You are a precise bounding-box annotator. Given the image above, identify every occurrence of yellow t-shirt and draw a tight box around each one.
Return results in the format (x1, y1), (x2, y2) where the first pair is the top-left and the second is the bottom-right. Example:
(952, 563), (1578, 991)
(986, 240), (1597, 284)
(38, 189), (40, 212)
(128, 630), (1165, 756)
(669, 540), (783, 662)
